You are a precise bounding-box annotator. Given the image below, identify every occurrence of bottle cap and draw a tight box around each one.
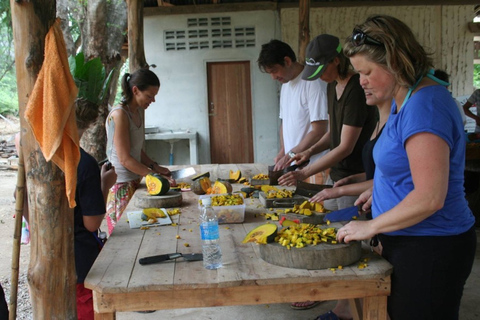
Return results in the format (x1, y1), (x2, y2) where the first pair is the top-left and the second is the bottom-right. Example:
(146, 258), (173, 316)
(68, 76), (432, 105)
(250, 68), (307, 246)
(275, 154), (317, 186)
(202, 197), (212, 206)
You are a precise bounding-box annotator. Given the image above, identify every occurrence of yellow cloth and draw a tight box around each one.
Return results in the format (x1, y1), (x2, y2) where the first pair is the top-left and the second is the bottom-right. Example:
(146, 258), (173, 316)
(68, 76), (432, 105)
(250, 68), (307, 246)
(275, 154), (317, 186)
(25, 19), (80, 208)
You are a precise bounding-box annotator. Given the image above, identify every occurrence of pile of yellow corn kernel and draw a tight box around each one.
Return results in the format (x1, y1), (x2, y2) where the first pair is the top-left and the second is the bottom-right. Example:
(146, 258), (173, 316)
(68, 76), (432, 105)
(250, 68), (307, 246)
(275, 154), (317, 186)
(210, 194), (244, 206)
(251, 173), (269, 180)
(274, 223), (338, 249)
(265, 188), (294, 199)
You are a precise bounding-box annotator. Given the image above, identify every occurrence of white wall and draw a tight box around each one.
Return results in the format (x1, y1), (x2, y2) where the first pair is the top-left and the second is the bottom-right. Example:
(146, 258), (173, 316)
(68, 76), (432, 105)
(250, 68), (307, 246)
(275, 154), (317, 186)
(144, 10), (281, 165)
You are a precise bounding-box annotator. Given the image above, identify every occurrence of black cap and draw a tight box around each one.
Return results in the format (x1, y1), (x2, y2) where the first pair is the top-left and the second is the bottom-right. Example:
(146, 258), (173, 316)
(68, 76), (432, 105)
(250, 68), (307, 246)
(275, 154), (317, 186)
(302, 34), (342, 81)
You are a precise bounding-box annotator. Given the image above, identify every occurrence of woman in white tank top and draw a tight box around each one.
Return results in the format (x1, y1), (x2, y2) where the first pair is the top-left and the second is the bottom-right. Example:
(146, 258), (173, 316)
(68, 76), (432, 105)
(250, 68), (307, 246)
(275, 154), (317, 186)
(105, 68), (174, 234)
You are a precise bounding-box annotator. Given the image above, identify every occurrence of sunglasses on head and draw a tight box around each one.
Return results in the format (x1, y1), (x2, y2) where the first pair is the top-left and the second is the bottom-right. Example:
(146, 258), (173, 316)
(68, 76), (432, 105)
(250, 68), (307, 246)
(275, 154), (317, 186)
(351, 29), (383, 47)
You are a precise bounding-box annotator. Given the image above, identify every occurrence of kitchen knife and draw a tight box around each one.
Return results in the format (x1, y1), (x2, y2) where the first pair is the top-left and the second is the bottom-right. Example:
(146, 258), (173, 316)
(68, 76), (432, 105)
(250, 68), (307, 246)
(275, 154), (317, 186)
(294, 180), (333, 198)
(170, 167), (196, 180)
(323, 206), (360, 222)
(139, 252), (203, 265)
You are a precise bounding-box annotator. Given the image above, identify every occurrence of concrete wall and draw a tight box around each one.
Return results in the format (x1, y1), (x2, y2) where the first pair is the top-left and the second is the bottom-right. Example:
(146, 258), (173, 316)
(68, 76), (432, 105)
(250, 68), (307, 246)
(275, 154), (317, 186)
(144, 11), (281, 165)
(281, 5), (474, 98)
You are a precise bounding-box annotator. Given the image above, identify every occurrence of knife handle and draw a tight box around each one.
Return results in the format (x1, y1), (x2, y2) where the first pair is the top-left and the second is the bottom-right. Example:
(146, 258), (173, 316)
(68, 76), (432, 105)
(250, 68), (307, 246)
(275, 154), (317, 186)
(139, 253), (182, 265)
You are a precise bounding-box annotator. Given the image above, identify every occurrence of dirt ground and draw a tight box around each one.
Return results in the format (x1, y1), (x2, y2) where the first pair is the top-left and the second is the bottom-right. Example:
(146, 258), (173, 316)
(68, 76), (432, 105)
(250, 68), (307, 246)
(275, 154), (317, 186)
(0, 116), (33, 318)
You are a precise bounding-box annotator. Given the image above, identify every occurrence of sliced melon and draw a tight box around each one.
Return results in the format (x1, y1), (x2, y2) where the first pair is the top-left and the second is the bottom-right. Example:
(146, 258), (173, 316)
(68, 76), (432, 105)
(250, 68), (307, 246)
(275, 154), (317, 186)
(242, 224), (278, 244)
(207, 180), (233, 194)
(141, 208), (167, 221)
(229, 170), (242, 182)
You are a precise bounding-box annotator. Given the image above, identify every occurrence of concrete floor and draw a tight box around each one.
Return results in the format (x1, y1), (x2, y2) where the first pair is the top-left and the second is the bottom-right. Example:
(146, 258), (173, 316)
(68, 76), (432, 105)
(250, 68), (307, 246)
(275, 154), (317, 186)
(117, 229), (480, 320)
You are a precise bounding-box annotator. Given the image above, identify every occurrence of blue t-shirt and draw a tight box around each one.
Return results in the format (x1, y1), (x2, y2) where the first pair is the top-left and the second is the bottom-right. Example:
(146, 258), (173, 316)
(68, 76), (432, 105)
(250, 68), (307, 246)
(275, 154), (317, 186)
(372, 85), (474, 236)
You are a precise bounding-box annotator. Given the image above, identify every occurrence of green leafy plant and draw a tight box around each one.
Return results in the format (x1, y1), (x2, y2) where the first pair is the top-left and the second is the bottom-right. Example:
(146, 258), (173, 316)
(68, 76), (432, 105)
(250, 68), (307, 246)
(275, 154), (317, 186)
(68, 52), (113, 105)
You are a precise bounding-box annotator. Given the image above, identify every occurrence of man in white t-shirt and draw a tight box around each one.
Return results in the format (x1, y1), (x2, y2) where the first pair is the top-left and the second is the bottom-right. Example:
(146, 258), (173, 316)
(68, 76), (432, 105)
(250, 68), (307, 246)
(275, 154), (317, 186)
(258, 40), (329, 174)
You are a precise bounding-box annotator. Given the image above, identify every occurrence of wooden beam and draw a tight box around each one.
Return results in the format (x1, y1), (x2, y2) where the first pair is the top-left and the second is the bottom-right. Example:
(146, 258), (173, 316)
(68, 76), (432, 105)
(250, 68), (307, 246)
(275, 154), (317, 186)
(298, 0), (310, 64)
(145, 2), (278, 16)
(145, 0), (480, 16)
(279, 0), (480, 8)
(128, 0), (148, 71)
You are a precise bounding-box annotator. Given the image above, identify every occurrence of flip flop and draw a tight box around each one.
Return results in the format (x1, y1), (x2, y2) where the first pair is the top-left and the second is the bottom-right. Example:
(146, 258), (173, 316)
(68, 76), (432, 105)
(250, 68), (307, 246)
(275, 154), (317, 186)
(290, 300), (321, 310)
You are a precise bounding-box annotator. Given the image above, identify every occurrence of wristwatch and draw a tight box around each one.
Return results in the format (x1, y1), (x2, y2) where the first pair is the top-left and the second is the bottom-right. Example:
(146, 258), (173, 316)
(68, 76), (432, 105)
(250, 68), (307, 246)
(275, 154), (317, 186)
(288, 151), (296, 158)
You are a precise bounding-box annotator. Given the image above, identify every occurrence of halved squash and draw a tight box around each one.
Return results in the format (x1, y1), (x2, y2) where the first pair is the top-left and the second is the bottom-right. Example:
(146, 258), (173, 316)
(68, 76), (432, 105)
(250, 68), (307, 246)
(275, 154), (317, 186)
(191, 177), (211, 195)
(242, 224), (278, 244)
(146, 174), (170, 196)
(191, 172), (210, 181)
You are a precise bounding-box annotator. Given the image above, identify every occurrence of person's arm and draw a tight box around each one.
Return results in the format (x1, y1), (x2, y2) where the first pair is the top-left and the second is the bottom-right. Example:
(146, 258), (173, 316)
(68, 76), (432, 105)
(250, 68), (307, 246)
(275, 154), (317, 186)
(100, 163), (117, 202)
(273, 123), (286, 170)
(310, 179), (372, 203)
(462, 101), (480, 126)
(83, 163), (116, 233)
(338, 132), (449, 242)
(278, 124), (362, 186)
(334, 172), (366, 187)
(111, 110), (152, 177)
(275, 120), (328, 171)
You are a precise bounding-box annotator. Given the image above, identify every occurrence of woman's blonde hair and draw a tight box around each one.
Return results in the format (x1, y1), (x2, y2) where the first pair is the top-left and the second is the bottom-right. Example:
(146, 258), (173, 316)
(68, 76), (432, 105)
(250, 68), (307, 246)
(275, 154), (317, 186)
(343, 15), (433, 88)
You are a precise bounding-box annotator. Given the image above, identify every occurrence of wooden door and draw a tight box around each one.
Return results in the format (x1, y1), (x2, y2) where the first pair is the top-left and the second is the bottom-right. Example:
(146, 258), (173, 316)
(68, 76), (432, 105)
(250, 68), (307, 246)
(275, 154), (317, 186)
(207, 61), (254, 164)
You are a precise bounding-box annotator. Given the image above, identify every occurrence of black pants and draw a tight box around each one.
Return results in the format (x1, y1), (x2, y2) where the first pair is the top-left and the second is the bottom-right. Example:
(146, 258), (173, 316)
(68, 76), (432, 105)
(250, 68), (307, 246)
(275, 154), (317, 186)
(378, 226), (476, 320)
(0, 284), (8, 320)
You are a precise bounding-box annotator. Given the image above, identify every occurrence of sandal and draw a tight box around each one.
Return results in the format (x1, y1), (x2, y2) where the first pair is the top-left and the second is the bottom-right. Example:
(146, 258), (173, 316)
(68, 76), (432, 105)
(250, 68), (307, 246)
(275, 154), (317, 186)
(290, 300), (321, 310)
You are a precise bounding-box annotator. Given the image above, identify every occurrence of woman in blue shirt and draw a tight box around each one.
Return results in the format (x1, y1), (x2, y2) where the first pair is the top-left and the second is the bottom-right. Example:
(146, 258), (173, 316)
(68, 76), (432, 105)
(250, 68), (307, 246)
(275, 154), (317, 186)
(339, 15), (476, 320)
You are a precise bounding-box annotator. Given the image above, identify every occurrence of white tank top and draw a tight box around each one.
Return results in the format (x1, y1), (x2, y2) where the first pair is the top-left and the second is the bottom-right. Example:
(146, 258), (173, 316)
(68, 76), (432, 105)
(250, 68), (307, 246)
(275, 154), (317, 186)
(106, 106), (144, 183)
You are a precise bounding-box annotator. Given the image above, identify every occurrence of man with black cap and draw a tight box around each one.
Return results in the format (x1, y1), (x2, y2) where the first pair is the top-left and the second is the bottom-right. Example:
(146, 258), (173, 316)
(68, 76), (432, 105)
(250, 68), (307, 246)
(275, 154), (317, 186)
(279, 34), (376, 213)
(257, 40), (329, 180)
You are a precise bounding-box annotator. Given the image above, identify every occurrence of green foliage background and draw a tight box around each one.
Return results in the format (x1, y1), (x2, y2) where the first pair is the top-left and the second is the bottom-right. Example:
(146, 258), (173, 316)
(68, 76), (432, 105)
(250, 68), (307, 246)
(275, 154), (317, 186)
(474, 64), (480, 89)
(0, 4), (18, 116)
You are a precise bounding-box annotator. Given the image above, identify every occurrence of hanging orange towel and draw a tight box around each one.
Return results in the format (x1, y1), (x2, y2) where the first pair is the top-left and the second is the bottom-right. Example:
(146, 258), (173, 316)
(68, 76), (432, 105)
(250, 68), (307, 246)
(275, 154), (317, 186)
(25, 19), (80, 208)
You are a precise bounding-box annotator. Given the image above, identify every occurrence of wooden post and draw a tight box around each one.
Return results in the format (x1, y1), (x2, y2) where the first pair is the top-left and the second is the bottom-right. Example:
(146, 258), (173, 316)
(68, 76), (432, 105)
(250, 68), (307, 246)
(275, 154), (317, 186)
(298, 0), (311, 64)
(10, 1), (77, 319)
(128, 0), (148, 72)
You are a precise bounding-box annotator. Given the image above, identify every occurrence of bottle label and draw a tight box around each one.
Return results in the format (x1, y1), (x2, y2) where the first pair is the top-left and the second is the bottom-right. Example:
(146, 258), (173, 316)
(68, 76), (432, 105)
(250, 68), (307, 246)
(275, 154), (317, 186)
(200, 222), (219, 241)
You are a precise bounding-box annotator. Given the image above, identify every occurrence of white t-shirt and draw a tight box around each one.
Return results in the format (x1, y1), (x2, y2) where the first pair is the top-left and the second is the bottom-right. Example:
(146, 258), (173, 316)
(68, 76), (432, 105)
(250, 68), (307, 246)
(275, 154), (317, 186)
(279, 73), (329, 163)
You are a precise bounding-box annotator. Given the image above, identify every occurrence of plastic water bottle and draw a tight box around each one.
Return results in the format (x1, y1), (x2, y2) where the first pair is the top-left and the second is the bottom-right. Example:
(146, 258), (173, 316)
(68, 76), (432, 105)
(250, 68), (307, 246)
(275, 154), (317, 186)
(21, 218), (30, 245)
(200, 197), (222, 269)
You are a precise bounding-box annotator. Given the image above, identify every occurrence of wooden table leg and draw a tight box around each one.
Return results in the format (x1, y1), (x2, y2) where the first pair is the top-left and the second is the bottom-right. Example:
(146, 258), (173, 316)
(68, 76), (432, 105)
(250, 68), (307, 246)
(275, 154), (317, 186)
(349, 298), (363, 320)
(363, 295), (388, 320)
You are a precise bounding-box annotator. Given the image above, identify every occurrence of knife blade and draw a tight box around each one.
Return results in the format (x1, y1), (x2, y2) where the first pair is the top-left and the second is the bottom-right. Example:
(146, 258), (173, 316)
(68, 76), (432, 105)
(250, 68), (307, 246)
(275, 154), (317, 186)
(139, 252), (203, 265)
(323, 206), (360, 222)
(294, 180), (333, 198)
(170, 167), (196, 180)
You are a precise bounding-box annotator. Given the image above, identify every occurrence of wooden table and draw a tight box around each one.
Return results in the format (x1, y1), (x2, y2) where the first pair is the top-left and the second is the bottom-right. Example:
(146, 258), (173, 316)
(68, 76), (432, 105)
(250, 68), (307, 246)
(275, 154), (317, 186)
(85, 164), (392, 320)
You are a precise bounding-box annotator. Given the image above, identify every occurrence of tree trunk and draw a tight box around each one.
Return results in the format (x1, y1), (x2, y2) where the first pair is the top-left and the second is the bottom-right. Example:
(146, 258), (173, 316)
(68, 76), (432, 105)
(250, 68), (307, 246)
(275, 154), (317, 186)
(298, 0), (310, 64)
(10, 1), (77, 319)
(128, 0), (148, 72)
(74, 0), (128, 161)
